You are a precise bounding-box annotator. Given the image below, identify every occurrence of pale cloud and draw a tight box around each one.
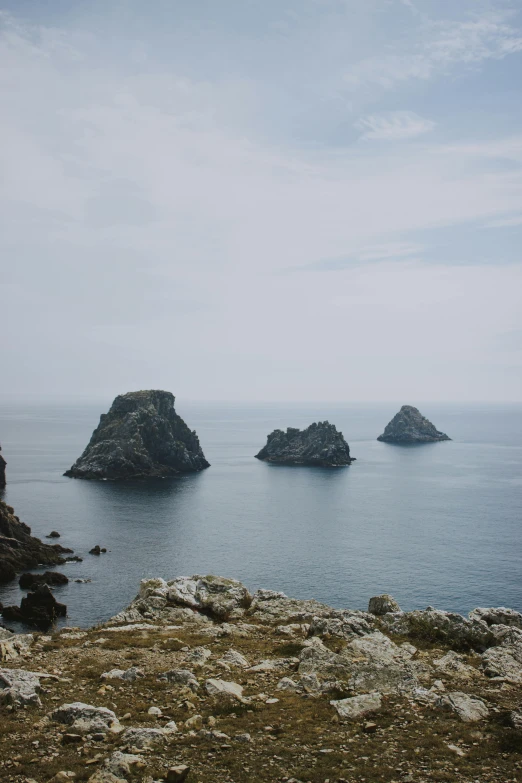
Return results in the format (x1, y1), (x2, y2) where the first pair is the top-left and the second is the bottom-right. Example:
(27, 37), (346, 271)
(0, 4), (521, 401)
(486, 214), (522, 228)
(344, 11), (522, 89)
(355, 111), (434, 140)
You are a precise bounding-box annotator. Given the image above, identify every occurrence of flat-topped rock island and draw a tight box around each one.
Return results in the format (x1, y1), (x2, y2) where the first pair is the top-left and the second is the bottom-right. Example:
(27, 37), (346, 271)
(65, 390), (210, 480)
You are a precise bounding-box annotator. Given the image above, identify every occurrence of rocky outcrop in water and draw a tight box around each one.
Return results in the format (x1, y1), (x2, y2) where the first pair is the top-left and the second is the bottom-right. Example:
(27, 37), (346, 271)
(2, 584), (67, 631)
(255, 421), (354, 466)
(377, 405), (450, 444)
(64, 390), (210, 480)
(0, 500), (69, 584)
(0, 444), (6, 487)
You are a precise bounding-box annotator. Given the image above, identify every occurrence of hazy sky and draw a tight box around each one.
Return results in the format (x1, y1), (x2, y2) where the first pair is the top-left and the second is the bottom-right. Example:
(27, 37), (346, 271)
(2, 0), (522, 402)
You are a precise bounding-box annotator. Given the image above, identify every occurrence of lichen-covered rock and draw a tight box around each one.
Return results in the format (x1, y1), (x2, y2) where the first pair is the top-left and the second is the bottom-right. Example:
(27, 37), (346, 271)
(166, 575), (252, 620)
(51, 702), (122, 733)
(377, 405), (450, 443)
(248, 589), (333, 624)
(158, 669), (199, 692)
(64, 390), (209, 480)
(308, 610), (375, 640)
(330, 692), (382, 720)
(121, 727), (166, 750)
(0, 630), (34, 662)
(103, 752), (145, 778)
(436, 691), (489, 722)
(255, 421), (354, 466)
(469, 607), (522, 629)
(101, 666), (144, 682)
(482, 641), (522, 683)
(205, 678), (244, 701)
(0, 668), (47, 708)
(368, 594), (401, 615)
(381, 608), (494, 651)
(0, 500), (69, 585)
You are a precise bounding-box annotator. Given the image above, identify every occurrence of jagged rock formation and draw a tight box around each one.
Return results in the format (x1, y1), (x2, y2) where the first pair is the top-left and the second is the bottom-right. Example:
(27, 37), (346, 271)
(0, 444), (6, 487)
(377, 405), (450, 444)
(2, 584), (67, 631)
(64, 390), (210, 480)
(255, 421), (354, 466)
(0, 500), (69, 584)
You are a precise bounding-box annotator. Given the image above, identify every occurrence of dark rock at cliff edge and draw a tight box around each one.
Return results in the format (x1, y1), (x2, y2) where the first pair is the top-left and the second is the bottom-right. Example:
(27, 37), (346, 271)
(256, 421), (354, 466)
(0, 443), (6, 487)
(378, 405), (451, 444)
(0, 500), (69, 584)
(64, 389), (210, 480)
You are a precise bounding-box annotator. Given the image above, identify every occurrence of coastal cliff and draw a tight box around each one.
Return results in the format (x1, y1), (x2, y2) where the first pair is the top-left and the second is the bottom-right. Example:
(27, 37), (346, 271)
(256, 421), (354, 466)
(0, 499), (68, 584)
(65, 390), (210, 480)
(0, 575), (520, 783)
(378, 405), (451, 444)
(0, 443), (6, 487)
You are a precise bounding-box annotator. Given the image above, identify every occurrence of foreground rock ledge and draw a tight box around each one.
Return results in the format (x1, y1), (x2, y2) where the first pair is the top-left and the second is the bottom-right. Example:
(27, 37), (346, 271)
(377, 405), (451, 444)
(255, 421), (355, 466)
(0, 575), (521, 783)
(64, 390), (210, 480)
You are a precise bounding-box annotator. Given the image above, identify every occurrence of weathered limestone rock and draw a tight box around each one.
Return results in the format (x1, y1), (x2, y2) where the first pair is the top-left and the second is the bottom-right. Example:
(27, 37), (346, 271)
(0, 668), (46, 707)
(218, 649), (250, 668)
(330, 692), (382, 720)
(381, 608), (494, 651)
(205, 678), (244, 700)
(0, 499), (69, 585)
(164, 575), (252, 620)
(184, 646), (212, 666)
(0, 630), (34, 662)
(469, 607), (522, 629)
(256, 421), (354, 466)
(436, 691), (489, 722)
(103, 752), (145, 777)
(87, 772), (127, 783)
(101, 666), (144, 682)
(51, 702), (122, 733)
(368, 594), (401, 616)
(377, 405), (450, 443)
(65, 390), (209, 480)
(308, 610), (375, 640)
(121, 727), (166, 750)
(482, 641), (522, 683)
(158, 669), (200, 691)
(433, 651), (477, 680)
(248, 589), (333, 624)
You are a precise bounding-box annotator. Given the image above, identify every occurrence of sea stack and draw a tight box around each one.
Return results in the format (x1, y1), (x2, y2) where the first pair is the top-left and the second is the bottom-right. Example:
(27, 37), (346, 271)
(65, 390), (210, 480)
(0, 443), (6, 487)
(377, 405), (450, 444)
(255, 421), (354, 466)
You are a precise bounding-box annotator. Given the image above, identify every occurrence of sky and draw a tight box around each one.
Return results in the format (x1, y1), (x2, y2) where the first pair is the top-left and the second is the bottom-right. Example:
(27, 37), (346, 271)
(1, 0), (522, 402)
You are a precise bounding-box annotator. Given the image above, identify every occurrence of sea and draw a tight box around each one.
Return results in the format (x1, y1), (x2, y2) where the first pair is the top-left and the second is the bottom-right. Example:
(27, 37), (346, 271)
(0, 401), (521, 631)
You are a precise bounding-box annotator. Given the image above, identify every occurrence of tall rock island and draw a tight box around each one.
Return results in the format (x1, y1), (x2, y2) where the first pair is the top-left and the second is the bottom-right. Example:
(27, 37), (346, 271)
(64, 390), (210, 480)
(255, 421), (354, 466)
(377, 405), (451, 444)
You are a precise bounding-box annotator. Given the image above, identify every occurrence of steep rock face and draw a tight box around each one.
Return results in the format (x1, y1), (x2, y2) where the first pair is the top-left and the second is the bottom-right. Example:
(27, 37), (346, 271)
(377, 405), (450, 444)
(0, 444), (6, 487)
(255, 422), (354, 466)
(64, 390), (210, 480)
(0, 500), (67, 584)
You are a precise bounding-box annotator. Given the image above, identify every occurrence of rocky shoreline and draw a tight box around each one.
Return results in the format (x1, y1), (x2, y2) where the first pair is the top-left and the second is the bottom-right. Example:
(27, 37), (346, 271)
(1, 574), (521, 783)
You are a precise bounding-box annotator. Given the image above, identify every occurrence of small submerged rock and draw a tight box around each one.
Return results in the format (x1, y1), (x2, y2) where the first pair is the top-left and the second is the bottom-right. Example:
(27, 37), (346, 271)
(255, 421), (355, 467)
(377, 405), (450, 444)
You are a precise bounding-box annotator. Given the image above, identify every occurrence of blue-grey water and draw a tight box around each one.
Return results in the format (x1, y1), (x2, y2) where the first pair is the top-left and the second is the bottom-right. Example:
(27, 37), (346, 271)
(0, 401), (521, 630)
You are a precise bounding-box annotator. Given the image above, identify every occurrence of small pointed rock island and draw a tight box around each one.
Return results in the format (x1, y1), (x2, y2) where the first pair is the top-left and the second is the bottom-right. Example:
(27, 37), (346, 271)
(256, 421), (354, 466)
(377, 405), (450, 444)
(65, 390), (210, 480)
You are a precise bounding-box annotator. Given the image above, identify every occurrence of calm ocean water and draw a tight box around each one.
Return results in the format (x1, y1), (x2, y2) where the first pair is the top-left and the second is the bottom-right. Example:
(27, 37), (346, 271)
(0, 401), (521, 630)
